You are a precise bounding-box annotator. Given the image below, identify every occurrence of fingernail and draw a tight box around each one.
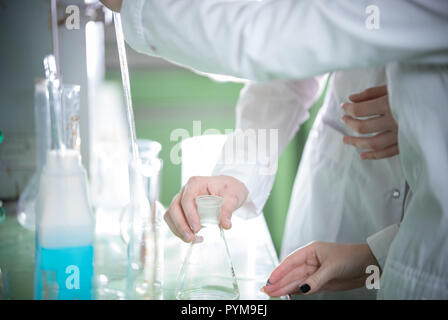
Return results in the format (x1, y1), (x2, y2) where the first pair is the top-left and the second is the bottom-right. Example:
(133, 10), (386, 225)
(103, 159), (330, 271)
(193, 235), (204, 244)
(224, 218), (232, 229)
(350, 93), (359, 100)
(190, 223), (199, 233)
(266, 279), (271, 286)
(260, 287), (266, 293)
(300, 284), (310, 294)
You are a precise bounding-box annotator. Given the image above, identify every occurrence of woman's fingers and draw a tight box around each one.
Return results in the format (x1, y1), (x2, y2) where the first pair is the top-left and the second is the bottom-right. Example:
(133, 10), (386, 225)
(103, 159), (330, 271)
(343, 130), (398, 151)
(342, 114), (396, 134)
(342, 85), (399, 159)
(267, 244), (314, 285)
(297, 263), (339, 295)
(164, 192), (195, 242)
(180, 179), (203, 233)
(348, 85), (388, 103)
(163, 213), (183, 240)
(263, 264), (318, 297)
(265, 262), (337, 296)
(209, 175), (249, 229)
(165, 175), (249, 242)
(360, 144), (399, 160)
(342, 94), (390, 118)
(218, 193), (237, 229)
(263, 242), (377, 297)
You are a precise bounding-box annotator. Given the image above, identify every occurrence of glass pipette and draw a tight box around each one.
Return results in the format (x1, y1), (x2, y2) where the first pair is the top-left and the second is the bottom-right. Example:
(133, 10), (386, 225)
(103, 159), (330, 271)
(113, 13), (138, 161)
(43, 55), (65, 151)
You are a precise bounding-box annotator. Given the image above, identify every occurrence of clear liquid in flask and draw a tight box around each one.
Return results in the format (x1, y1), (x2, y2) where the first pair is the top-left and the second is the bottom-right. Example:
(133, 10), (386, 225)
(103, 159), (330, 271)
(176, 196), (239, 300)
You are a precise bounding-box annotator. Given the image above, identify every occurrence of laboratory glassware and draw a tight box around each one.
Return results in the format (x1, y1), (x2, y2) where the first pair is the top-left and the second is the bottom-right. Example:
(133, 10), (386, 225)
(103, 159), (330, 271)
(113, 12), (138, 159)
(17, 80), (50, 230)
(43, 55), (64, 151)
(176, 195), (240, 300)
(61, 84), (81, 150)
(17, 81), (81, 230)
(34, 55), (94, 300)
(113, 12), (159, 300)
(122, 140), (164, 299)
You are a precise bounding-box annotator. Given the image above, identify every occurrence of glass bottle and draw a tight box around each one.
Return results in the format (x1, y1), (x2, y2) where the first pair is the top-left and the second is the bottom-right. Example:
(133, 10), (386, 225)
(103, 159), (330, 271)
(17, 79), (50, 231)
(17, 82), (80, 231)
(34, 55), (94, 300)
(122, 140), (164, 299)
(138, 140), (164, 299)
(176, 195), (239, 300)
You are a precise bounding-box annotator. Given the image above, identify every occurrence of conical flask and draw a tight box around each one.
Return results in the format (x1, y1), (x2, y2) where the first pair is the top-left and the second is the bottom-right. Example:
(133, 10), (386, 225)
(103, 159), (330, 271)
(176, 195), (239, 300)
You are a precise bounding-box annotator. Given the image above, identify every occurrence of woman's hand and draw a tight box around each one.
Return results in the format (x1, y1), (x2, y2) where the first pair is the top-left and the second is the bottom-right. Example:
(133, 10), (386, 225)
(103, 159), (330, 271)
(342, 85), (399, 160)
(164, 175), (249, 243)
(99, 0), (123, 12)
(261, 241), (379, 297)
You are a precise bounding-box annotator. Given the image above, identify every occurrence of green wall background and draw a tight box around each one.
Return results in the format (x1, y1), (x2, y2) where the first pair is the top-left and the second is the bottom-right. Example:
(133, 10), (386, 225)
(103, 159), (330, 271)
(106, 69), (327, 255)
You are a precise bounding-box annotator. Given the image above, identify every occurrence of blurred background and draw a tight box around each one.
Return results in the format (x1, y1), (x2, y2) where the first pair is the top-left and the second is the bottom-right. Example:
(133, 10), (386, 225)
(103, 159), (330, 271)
(0, 0), (327, 255)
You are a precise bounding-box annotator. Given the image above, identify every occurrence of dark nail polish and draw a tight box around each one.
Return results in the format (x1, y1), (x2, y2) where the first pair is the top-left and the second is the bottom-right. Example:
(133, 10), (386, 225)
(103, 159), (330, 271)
(300, 284), (310, 293)
(266, 279), (271, 286)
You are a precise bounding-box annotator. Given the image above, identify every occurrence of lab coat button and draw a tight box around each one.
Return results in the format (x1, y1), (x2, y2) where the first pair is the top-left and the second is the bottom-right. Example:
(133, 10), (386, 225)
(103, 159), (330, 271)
(392, 189), (400, 199)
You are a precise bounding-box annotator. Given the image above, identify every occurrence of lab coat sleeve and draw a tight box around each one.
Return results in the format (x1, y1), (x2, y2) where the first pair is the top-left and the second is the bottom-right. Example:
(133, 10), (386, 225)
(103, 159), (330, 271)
(366, 224), (400, 270)
(211, 76), (327, 218)
(377, 64), (448, 299)
(121, 0), (448, 81)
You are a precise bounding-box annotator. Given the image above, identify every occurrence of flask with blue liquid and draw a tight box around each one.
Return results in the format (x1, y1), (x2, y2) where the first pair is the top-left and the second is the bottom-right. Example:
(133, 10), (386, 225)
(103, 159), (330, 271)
(34, 55), (94, 300)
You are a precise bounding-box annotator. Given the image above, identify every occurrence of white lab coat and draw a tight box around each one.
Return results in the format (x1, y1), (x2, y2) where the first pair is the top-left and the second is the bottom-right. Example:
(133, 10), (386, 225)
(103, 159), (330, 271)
(377, 64), (448, 299)
(212, 68), (405, 300)
(122, 0), (448, 81)
(121, 0), (448, 298)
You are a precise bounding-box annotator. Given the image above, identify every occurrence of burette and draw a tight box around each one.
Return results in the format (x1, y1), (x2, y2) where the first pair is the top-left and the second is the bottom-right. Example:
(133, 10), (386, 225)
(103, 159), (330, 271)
(113, 12), (139, 161)
(113, 12), (142, 298)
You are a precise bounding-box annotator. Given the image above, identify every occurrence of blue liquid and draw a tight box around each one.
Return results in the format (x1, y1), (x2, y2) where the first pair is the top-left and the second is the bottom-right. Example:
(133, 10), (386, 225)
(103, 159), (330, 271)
(34, 242), (94, 300)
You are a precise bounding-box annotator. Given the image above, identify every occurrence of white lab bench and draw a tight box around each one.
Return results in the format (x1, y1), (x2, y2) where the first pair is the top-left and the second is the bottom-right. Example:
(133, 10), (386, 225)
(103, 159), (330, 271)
(0, 202), (282, 300)
(1, 132), (284, 300)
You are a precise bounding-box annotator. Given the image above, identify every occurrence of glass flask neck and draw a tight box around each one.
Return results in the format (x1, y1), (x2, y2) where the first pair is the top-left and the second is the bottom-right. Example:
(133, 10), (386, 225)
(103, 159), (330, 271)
(194, 222), (223, 242)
